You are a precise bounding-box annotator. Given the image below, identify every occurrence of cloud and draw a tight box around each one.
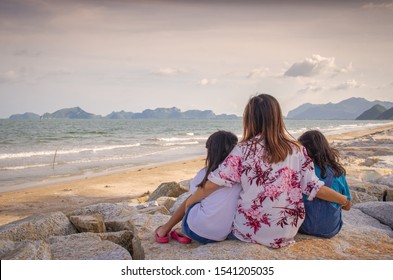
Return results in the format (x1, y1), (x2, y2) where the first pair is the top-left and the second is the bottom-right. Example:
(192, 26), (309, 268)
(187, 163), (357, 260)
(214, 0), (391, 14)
(38, 69), (72, 80)
(284, 54), (350, 77)
(152, 67), (187, 76)
(246, 67), (270, 79)
(0, 70), (21, 83)
(362, 2), (393, 10)
(13, 49), (41, 57)
(332, 79), (363, 91)
(199, 78), (217, 86)
(0, 68), (72, 84)
(297, 84), (323, 94)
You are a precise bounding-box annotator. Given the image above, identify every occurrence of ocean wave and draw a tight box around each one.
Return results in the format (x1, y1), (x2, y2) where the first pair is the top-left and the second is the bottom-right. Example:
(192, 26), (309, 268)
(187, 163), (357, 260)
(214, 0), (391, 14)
(151, 137), (207, 142)
(162, 141), (199, 146)
(0, 143), (141, 160)
(0, 146), (188, 171)
(0, 163), (52, 171)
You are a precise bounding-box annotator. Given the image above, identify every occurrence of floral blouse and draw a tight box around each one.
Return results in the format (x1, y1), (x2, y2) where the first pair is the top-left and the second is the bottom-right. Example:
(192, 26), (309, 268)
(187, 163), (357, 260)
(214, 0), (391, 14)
(208, 135), (324, 248)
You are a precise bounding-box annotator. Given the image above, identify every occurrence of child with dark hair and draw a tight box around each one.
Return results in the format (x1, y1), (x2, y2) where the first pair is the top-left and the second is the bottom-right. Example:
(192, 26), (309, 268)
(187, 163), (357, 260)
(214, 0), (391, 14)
(298, 130), (352, 238)
(155, 130), (240, 244)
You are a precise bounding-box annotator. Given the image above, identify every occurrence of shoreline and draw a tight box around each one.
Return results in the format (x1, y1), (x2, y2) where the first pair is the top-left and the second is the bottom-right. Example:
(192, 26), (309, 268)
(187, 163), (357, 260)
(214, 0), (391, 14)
(0, 123), (393, 226)
(0, 157), (205, 226)
(0, 154), (205, 194)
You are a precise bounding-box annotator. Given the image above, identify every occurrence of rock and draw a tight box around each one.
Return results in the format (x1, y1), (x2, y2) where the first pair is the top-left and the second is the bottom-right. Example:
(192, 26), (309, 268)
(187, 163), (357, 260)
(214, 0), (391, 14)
(69, 215), (106, 233)
(350, 190), (378, 204)
(170, 192), (190, 214)
(48, 233), (132, 260)
(130, 212), (393, 260)
(95, 230), (134, 255)
(156, 196), (177, 211)
(138, 206), (170, 215)
(363, 157), (379, 167)
(377, 174), (393, 188)
(135, 201), (158, 209)
(354, 201), (393, 229)
(0, 212), (77, 241)
(179, 179), (191, 190)
(0, 240), (52, 260)
(147, 182), (188, 202)
(348, 179), (389, 201)
(384, 189), (393, 201)
(343, 209), (393, 237)
(66, 202), (136, 220)
(67, 202), (137, 232)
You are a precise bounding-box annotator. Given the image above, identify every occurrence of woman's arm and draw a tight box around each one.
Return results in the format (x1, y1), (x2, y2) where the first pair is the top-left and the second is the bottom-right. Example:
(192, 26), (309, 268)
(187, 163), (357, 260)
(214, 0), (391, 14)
(185, 180), (221, 210)
(316, 186), (352, 210)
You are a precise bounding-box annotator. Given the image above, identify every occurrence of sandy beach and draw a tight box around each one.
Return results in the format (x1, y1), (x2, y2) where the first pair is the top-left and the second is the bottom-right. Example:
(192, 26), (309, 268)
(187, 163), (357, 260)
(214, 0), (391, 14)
(1, 123), (393, 227)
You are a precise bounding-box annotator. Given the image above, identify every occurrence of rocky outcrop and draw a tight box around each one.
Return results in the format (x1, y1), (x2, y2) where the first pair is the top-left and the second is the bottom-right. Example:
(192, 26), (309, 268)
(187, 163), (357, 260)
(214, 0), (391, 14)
(147, 181), (188, 201)
(0, 181), (392, 260)
(0, 212), (77, 241)
(354, 202), (393, 229)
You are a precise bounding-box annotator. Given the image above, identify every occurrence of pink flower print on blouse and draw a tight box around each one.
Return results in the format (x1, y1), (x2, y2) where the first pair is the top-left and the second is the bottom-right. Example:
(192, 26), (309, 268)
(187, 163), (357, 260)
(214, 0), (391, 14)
(238, 206), (272, 234)
(301, 147), (314, 171)
(217, 154), (242, 185)
(288, 187), (303, 204)
(270, 238), (295, 249)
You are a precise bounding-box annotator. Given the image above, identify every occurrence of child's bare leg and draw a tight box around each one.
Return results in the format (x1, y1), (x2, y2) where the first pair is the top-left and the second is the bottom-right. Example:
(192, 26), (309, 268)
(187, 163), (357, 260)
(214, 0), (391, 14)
(156, 197), (188, 237)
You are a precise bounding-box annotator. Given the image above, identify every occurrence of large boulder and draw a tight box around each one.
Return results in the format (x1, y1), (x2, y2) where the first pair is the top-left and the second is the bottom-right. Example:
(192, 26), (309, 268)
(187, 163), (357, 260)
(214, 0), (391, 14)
(354, 202), (393, 229)
(147, 182), (188, 202)
(48, 233), (132, 260)
(350, 190), (378, 204)
(66, 202), (137, 232)
(0, 212), (77, 241)
(69, 215), (106, 233)
(348, 179), (390, 201)
(377, 174), (393, 187)
(170, 192), (190, 214)
(130, 211), (393, 260)
(0, 240), (52, 260)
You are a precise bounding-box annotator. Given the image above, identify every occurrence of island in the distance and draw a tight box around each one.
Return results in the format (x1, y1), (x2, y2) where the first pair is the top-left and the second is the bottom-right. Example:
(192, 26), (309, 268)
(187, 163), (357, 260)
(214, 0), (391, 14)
(8, 107), (239, 120)
(8, 97), (393, 120)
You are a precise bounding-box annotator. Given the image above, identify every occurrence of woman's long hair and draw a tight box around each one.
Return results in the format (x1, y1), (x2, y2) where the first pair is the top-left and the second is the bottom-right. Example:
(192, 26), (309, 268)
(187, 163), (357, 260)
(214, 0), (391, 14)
(199, 130), (238, 188)
(242, 94), (299, 164)
(298, 130), (346, 178)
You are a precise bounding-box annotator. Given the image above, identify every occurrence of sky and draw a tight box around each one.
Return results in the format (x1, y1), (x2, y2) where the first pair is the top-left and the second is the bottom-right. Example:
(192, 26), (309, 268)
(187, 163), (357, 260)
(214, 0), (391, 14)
(1, 0), (393, 118)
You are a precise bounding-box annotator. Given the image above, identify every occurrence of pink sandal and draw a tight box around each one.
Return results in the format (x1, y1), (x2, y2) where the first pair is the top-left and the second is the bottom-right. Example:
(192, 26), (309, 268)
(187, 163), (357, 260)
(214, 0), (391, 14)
(155, 227), (170, 243)
(170, 229), (192, 244)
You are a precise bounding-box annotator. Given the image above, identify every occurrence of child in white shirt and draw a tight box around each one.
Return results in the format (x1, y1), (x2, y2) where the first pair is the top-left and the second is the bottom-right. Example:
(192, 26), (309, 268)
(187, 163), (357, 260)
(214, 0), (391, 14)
(155, 130), (240, 244)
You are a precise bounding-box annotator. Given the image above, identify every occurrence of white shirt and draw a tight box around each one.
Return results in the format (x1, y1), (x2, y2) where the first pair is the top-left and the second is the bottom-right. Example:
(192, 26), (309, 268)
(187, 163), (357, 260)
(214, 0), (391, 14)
(186, 168), (241, 241)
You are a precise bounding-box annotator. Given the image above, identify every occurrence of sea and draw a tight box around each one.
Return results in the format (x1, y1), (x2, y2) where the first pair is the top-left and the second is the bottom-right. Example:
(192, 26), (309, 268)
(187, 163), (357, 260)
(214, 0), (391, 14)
(1, 118), (392, 192)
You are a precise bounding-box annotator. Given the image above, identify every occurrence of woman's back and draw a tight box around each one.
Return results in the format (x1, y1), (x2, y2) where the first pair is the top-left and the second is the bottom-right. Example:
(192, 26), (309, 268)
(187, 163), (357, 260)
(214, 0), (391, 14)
(208, 135), (324, 248)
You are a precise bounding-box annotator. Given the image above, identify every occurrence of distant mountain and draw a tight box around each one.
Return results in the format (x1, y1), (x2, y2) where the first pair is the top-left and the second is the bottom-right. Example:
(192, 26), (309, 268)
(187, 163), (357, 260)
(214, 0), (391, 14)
(132, 107), (183, 118)
(105, 107), (238, 119)
(9, 112), (41, 120)
(106, 110), (135, 119)
(8, 107), (239, 120)
(356, 105), (387, 120)
(41, 107), (100, 119)
(287, 97), (393, 120)
(377, 107), (393, 120)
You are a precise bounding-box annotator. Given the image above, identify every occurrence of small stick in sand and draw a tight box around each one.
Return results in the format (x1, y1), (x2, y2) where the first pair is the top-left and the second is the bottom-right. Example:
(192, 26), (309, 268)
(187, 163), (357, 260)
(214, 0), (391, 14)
(52, 149), (58, 169)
